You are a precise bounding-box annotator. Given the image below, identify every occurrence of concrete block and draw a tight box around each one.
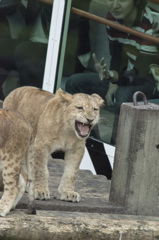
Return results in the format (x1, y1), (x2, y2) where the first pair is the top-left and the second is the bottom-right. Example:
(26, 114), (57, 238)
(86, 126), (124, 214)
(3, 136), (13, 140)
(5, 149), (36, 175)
(109, 101), (159, 216)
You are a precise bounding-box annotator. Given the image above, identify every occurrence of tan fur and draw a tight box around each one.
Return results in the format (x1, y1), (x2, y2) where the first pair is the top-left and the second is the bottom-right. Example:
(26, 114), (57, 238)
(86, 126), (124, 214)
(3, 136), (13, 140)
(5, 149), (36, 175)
(4, 86), (104, 202)
(0, 109), (35, 216)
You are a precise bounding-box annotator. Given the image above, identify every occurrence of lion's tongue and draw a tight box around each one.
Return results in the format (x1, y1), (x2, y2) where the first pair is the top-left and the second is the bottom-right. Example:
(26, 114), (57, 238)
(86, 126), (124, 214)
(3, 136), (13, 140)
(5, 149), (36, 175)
(78, 122), (90, 136)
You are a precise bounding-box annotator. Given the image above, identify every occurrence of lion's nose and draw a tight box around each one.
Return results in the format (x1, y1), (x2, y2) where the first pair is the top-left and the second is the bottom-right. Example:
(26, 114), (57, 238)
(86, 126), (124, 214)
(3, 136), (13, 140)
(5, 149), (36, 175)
(86, 118), (94, 123)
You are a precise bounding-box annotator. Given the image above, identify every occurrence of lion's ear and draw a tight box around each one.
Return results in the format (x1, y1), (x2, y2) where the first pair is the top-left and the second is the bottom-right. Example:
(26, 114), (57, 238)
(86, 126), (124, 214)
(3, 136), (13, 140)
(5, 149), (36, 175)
(91, 93), (104, 106)
(56, 88), (73, 103)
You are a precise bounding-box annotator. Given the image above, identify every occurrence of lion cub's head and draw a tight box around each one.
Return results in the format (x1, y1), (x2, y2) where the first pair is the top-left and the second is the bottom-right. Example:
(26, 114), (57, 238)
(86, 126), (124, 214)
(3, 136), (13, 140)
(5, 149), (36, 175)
(56, 89), (104, 140)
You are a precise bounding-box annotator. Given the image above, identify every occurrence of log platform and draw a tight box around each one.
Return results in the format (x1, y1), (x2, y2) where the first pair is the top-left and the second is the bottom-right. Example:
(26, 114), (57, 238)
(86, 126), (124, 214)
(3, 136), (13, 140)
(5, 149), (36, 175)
(0, 158), (159, 240)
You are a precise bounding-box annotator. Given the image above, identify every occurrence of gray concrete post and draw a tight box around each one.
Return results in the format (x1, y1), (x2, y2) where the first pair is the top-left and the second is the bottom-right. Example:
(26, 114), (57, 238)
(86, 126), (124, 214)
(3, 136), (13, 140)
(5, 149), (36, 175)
(109, 96), (159, 216)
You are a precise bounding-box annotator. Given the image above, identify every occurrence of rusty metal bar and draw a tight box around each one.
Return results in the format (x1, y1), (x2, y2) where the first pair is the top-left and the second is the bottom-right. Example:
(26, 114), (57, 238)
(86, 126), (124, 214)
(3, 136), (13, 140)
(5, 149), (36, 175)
(39, 0), (52, 5)
(71, 7), (159, 44)
(39, 1), (159, 44)
(148, 0), (159, 4)
(40, 0), (159, 6)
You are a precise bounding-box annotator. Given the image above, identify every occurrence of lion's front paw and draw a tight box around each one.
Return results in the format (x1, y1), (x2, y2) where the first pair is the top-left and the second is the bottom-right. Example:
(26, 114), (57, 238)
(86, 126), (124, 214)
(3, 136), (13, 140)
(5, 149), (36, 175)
(57, 191), (81, 202)
(35, 188), (50, 200)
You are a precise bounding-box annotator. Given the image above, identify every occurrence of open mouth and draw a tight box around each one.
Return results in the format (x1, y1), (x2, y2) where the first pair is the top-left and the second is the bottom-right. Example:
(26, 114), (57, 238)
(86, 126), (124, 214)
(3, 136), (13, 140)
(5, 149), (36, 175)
(75, 121), (92, 138)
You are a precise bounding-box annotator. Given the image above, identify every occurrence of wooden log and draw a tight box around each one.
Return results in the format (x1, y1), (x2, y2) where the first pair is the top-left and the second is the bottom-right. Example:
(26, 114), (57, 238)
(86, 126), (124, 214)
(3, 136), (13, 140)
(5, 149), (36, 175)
(0, 209), (159, 240)
(109, 99), (159, 216)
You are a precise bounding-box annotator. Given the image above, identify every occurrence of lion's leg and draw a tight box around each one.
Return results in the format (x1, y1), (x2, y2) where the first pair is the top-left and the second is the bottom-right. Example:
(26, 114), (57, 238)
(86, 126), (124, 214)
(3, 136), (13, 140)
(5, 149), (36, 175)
(26, 143), (36, 214)
(58, 148), (84, 202)
(34, 139), (50, 200)
(11, 173), (27, 210)
(0, 154), (22, 216)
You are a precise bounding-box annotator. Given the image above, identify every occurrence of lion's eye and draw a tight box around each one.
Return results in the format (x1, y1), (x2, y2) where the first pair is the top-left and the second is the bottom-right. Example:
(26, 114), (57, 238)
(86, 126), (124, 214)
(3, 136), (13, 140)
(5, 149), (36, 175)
(94, 108), (98, 111)
(76, 106), (84, 110)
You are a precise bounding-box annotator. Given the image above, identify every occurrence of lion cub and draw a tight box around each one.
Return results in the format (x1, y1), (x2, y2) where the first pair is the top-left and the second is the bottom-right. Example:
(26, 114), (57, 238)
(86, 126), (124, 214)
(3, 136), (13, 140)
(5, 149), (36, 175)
(4, 87), (103, 202)
(0, 109), (35, 216)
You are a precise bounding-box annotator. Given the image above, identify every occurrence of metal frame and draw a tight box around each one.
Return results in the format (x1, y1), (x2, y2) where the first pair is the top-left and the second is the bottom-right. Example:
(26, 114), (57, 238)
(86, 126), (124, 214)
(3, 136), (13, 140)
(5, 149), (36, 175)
(42, 0), (69, 93)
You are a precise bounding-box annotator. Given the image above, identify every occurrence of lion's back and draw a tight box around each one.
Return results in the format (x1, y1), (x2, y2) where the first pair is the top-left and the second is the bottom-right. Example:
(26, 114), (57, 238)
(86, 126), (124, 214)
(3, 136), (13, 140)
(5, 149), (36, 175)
(0, 109), (32, 152)
(3, 87), (54, 136)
